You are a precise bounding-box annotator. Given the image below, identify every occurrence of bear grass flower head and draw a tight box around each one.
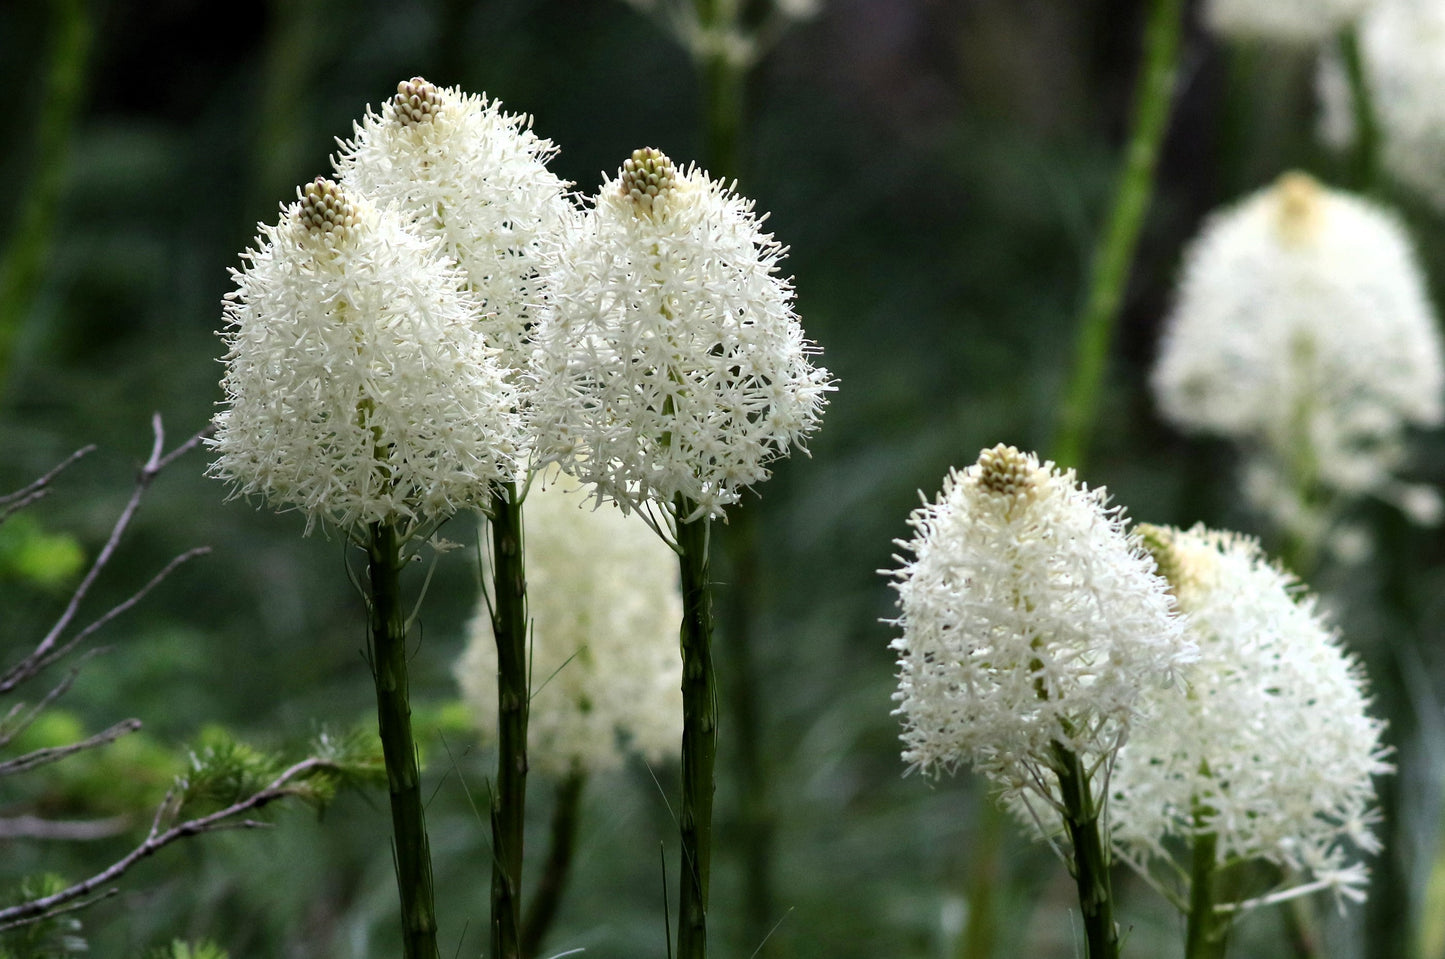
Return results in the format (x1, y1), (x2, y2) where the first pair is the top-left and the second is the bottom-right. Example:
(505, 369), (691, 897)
(1204, 0), (1377, 44)
(1152, 172), (1444, 542)
(531, 147), (833, 520)
(334, 77), (575, 380)
(1110, 524), (1390, 906)
(208, 178), (520, 534)
(455, 468), (683, 776)
(1319, 0), (1445, 208)
(885, 445), (1193, 809)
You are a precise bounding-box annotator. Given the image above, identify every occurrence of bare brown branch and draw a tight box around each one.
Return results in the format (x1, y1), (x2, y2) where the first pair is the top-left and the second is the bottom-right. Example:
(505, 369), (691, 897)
(0, 756), (335, 931)
(0, 445), (95, 523)
(0, 418), (210, 695)
(0, 814), (132, 841)
(0, 718), (142, 777)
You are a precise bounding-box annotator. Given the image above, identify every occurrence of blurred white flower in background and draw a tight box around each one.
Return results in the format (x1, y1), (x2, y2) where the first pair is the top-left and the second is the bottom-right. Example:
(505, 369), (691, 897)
(618, 0), (821, 68)
(1111, 523), (1390, 907)
(885, 444), (1192, 813)
(455, 468), (683, 776)
(1318, 0), (1445, 208)
(1204, 0), (1377, 44)
(208, 178), (519, 535)
(531, 147), (832, 520)
(1151, 171), (1444, 554)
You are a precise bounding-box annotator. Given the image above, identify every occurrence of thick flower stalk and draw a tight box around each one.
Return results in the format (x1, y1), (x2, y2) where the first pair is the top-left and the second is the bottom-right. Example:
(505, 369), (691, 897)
(886, 444), (1192, 959)
(210, 178), (519, 959)
(1111, 524), (1391, 958)
(336, 77), (576, 957)
(1152, 171), (1444, 565)
(533, 147), (830, 959)
(1204, 0), (1377, 44)
(457, 469), (684, 778)
(1319, 0), (1445, 207)
(456, 468), (683, 956)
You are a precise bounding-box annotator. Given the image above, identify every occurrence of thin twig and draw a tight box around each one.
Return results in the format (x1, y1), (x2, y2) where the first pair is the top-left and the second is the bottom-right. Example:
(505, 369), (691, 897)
(1, 418), (210, 694)
(0, 717), (141, 777)
(0, 814), (132, 841)
(0, 445), (95, 516)
(0, 756), (333, 930)
(0, 650), (102, 749)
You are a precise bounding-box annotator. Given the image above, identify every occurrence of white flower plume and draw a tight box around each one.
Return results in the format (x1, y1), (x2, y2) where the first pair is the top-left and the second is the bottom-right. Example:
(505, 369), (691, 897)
(455, 468), (683, 776)
(1204, 0), (1378, 44)
(885, 445), (1192, 809)
(208, 178), (520, 534)
(334, 76), (575, 381)
(1111, 524), (1391, 907)
(1152, 172), (1444, 543)
(1319, 0), (1445, 208)
(531, 147), (833, 520)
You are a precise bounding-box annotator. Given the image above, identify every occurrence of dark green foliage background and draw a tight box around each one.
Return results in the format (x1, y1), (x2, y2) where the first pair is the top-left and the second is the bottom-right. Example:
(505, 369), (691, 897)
(3, 1), (1444, 956)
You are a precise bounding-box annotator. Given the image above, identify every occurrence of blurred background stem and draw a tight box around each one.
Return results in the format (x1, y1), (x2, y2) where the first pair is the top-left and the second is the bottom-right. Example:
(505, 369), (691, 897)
(366, 522), (440, 959)
(520, 768), (585, 959)
(1053, 0), (1183, 471)
(690, 1), (781, 948)
(488, 482), (530, 959)
(1338, 25), (1379, 195)
(0, 0), (92, 400)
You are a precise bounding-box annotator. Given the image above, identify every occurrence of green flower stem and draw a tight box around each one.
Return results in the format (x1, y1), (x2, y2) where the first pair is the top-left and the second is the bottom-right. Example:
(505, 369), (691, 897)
(675, 496), (717, 959)
(1339, 25), (1379, 195)
(720, 510), (778, 950)
(489, 481), (530, 959)
(1185, 814), (1229, 959)
(0, 0), (92, 395)
(1050, 742), (1119, 959)
(520, 768), (587, 959)
(366, 521), (440, 959)
(691, 4), (780, 946)
(1053, 0), (1183, 471)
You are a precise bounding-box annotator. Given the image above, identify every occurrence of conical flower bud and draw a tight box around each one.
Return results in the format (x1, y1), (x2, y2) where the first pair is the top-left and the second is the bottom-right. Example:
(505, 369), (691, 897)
(392, 76), (444, 126)
(620, 146), (678, 216)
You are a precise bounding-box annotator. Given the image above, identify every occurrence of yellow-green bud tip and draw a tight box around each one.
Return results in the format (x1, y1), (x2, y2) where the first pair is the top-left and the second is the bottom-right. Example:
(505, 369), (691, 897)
(1274, 170), (1324, 247)
(296, 177), (358, 244)
(1137, 523), (1210, 597)
(392, 76), (444, 126)
(975, 444), (1040, 498)
(621, 147), (677, 215)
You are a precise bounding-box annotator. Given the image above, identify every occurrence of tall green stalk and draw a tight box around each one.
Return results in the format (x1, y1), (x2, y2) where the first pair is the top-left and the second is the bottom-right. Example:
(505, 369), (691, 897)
(675, 497), (718, 959)
(0, 0), (92, 396)
(1049, 742), (1119, 959)
(1338, 25), (1379, 195)
(690, 2), (780, 944)
(489, 481), (530, 959)
(1053, 0), (1184, 471)
(366, 521), (440, 959)
(521, 768), (587, 958)
(1185, 810), (1229, 959)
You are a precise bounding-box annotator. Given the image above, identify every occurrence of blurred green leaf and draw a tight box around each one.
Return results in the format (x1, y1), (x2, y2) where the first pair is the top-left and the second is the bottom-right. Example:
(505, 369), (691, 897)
(0, 513), (85, 591)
